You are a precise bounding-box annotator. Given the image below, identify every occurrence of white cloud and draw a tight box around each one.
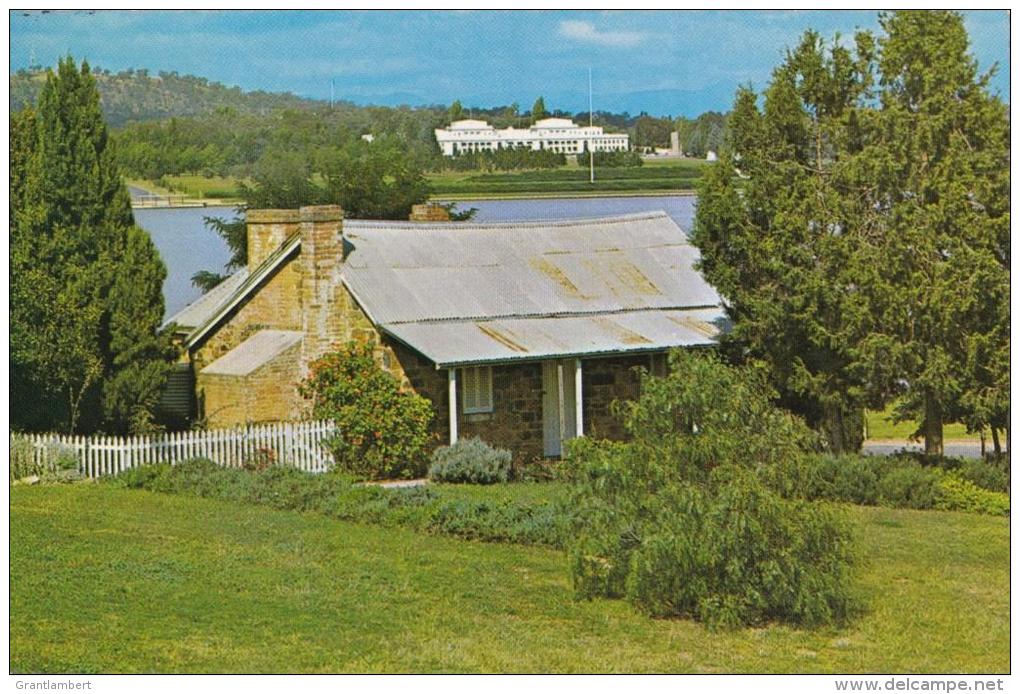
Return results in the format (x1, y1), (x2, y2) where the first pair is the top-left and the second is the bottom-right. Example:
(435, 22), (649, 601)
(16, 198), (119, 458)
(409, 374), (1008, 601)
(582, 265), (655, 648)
(558, 20), (644, 48)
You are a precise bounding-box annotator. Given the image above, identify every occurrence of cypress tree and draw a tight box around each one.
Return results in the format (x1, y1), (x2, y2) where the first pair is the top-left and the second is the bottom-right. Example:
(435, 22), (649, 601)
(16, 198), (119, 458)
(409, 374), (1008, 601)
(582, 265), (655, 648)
(10, 56), (173, 434)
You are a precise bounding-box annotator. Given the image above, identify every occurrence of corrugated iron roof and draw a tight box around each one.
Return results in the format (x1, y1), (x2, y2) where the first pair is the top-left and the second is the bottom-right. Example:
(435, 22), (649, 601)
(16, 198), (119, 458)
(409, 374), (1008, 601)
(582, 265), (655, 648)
(174, 212), (727, 365)
(381, 307), (727, 367)
(341, 212), (720, 325)
(201, 330), (303, 376)
(163, 268), (249, 331)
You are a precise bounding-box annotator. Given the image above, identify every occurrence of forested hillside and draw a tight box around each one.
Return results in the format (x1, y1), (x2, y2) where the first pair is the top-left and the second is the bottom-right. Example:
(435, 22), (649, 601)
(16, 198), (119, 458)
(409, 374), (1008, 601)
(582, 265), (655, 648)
(10, 66), (322, 126)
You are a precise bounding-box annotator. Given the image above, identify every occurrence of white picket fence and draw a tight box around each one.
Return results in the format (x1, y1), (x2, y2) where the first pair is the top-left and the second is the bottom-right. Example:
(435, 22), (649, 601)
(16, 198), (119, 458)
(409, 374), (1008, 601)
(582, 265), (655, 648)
(11, 420), (337, 479)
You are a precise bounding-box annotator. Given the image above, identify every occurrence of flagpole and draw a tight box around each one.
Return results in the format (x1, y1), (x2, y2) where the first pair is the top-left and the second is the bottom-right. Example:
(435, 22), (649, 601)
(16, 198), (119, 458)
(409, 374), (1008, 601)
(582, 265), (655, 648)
(589, 67), (595, 184)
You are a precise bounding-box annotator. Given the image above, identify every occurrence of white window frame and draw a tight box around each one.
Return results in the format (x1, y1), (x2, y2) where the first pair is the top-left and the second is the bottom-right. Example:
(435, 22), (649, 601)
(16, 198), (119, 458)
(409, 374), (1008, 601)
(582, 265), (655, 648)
(460, 365), (494, 414)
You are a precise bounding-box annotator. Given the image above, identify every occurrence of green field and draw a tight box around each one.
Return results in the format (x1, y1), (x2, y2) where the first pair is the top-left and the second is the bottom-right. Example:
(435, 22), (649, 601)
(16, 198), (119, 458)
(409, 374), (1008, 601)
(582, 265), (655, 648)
(11, 484), (1008, 673)
(866, 404), (973, 441)
(427, 159), (707, 198)
(159, 174), (245, 201)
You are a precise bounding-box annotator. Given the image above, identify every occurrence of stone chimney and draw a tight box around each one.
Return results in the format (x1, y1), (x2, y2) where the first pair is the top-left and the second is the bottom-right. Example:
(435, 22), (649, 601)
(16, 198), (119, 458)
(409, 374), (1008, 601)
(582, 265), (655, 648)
(409, 203), (451, 222)
(299, 205), (344, 368)
(246, 209), (301, 272)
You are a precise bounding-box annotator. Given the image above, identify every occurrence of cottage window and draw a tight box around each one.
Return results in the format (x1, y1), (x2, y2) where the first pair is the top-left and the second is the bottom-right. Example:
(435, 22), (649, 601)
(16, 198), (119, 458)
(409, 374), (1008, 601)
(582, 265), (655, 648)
(461, 365), (493, 414)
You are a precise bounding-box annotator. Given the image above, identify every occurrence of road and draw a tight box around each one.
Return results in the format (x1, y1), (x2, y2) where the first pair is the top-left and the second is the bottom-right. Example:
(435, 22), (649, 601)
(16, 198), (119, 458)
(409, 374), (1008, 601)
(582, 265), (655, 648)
(862, 440), (990, 459)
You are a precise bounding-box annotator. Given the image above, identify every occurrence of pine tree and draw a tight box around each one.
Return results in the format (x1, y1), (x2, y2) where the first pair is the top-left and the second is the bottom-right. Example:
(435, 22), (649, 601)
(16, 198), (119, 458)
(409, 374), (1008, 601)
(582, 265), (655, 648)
(694, 13), (1008, 457)
(10, 57), (173, 434)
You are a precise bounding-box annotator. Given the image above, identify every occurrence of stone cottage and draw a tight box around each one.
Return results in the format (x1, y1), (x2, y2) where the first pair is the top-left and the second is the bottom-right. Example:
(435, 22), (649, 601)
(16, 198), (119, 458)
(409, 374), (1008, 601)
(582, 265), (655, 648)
(164, 204), (726, 460)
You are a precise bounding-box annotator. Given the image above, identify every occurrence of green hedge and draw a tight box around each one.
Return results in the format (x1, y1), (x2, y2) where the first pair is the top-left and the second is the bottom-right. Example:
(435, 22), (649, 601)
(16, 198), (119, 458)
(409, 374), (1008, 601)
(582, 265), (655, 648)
(769, 454), (1009, 516)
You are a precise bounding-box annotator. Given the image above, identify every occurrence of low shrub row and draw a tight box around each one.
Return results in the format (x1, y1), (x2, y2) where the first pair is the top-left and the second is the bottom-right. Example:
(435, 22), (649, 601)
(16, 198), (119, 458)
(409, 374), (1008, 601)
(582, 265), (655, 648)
(767, 454), (1009, 516)
(111, 459), (568, 547)
(428, 437), (512, 484)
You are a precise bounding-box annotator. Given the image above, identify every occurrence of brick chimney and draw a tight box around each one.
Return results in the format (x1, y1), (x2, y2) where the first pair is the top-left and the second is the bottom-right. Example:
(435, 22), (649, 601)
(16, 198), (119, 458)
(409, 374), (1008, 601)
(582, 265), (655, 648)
(246, 209), (301, 272)
(299, 205), (344, 368)
(409, 203), (451, 222)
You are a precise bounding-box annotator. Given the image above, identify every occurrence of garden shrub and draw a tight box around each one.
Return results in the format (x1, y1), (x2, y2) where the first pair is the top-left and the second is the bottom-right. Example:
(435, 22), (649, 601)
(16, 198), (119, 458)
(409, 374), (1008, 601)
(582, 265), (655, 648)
(949, 457), (1010, 494)
(428, 437), (512, 484)
(301, 342), (434, 480)
(426, 498), (568, 546)
(936, 474), (1010, 516)
(875, 462), (941, 509)
(110, 458), (569, 548)
(567, 350), (857, 628)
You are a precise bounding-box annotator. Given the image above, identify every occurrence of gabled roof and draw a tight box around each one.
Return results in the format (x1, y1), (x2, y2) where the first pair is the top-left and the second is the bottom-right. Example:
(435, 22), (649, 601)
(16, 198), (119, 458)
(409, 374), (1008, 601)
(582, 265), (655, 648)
(201, 330), (303, 376)
(163, 267), (249, 332)
(178, 233), (301, 347)
(176, 212), (726, 365)
(341, 212), (720, 324)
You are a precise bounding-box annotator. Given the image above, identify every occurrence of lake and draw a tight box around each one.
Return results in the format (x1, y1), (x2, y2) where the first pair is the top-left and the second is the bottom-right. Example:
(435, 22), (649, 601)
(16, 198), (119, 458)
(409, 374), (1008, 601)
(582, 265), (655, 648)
(136, 195), (697, 320)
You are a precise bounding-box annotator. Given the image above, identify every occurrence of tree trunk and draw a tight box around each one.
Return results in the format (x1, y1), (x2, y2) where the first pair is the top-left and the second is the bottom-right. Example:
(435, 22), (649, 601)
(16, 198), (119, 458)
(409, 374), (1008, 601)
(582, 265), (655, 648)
(922, 393), (943, 458)
(823, 402), (865, 454)
(990, 427), (1001, 457)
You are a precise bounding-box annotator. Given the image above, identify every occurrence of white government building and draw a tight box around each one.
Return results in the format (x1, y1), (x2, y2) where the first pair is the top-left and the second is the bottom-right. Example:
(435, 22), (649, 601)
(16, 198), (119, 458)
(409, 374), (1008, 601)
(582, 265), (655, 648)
(435, 118), (629, 156)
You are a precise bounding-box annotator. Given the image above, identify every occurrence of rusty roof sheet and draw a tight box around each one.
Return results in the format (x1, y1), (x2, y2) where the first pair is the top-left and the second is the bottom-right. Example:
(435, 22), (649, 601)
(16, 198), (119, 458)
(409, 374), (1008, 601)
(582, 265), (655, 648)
(341, 212), (720, 326)
(381, 307), (727, 367)
(200, 330), (303, 376)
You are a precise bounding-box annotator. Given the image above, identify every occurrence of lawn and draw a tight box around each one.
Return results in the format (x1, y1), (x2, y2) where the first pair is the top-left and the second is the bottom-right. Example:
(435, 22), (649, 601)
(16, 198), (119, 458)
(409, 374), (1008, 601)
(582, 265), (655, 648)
(10, 484), (1008, 673)
(865, 404), (973, 441)
(159, 174), (245, 201)
(426, 159), (707, 198)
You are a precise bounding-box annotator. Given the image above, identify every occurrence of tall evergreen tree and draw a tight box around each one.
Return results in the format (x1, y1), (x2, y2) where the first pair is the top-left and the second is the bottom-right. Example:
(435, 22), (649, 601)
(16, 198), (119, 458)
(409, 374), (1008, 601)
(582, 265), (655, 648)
(695, 12), (1008, 457)
(849, 11), (1009, 455)
(693, 31), (876, 453)
(10, 57), (173, 434)
(531, 96), (548, 122)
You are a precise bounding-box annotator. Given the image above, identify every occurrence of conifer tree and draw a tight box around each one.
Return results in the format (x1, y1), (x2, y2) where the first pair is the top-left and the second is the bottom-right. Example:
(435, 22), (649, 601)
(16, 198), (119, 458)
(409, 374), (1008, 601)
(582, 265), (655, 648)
(10, 57), (173, 433)
(531, 96), (548, 122)
(849, 11), (1009, 455)
(693, 31), (875, 453)
(694, 12), (1008, 456)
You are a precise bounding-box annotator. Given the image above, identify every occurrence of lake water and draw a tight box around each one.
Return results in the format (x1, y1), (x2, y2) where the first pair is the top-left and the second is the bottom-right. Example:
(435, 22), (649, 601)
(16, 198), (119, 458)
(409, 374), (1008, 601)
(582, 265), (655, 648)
(136, 195), (697, 320)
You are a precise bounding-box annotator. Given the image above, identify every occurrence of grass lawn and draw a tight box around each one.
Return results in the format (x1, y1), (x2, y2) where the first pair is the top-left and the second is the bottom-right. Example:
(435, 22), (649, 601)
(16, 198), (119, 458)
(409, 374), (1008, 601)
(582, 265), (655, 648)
(865, 404), (973, 441)
(11, 484), (1007, 673)
(158, 174), (245, 201)
(426, 159), (707, 198)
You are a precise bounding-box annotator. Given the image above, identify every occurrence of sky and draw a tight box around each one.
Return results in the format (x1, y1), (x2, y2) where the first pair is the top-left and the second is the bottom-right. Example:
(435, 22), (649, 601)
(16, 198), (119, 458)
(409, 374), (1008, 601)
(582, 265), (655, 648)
(9, 9), (1011, 117)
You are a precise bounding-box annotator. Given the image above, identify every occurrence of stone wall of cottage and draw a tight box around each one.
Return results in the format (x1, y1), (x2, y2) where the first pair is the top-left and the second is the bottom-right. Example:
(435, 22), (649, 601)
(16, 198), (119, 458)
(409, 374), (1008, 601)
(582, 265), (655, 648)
(200, 341), (304, 426)
(386, 350), (663, 464)
(193, 206), (416, 426)
(581, 354), (658, 442)
(191, 257), (304, 374)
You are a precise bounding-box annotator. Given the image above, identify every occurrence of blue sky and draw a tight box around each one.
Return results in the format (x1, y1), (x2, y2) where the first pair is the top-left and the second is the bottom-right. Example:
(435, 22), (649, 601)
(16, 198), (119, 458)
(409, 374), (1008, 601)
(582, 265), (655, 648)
(10, 10), (1010, 116)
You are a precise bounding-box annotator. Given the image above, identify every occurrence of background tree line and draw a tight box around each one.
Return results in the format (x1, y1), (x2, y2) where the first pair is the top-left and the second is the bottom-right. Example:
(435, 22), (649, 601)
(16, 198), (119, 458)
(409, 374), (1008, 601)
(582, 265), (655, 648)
(13, 66), (729, 180)
(693, 10), (1009, 456)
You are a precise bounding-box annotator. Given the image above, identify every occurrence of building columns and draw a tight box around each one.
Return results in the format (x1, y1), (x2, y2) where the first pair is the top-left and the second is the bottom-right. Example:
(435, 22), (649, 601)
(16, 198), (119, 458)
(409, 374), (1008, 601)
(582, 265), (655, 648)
(575, 358), (584, 437)
(448, 368), (458, 445)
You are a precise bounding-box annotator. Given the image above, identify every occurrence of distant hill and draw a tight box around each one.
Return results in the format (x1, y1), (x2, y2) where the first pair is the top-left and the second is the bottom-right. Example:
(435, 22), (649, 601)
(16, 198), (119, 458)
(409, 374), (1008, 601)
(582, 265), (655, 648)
(10, 66), (326, 127)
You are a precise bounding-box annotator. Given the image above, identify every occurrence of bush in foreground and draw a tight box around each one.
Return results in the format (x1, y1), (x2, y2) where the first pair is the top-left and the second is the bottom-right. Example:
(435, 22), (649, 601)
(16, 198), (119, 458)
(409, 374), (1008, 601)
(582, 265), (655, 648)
(300, 342), (433, 480)
(567, 351), (858, 629)
(429, 437), (512, 484)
